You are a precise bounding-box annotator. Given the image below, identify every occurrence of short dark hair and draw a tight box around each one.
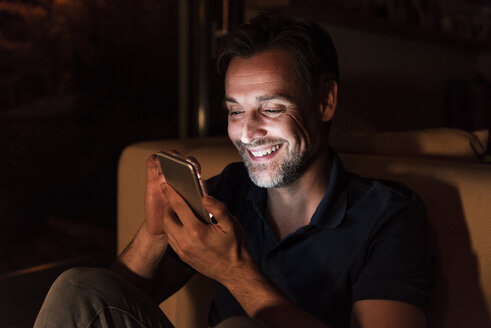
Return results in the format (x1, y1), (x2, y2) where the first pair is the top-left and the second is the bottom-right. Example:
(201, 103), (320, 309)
(216, 13), (339, 101)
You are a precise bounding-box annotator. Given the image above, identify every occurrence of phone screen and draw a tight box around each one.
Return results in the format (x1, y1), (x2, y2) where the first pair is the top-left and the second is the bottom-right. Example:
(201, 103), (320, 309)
(157, 152), (211, 223)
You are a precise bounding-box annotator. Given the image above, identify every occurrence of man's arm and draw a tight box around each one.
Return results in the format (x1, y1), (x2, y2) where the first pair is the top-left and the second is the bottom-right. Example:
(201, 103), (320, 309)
(352, 300), (426, 328)
(218, 255), (329, 328)
(350, 193), (432, 328)
(113, 222), (194, 302)
(110, 154), (194, 302)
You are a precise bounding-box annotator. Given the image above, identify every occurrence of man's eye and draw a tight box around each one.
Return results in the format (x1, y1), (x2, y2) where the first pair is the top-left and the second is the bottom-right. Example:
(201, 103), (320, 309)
(228, 110), (243, 117)
(264, 109), (283, 115)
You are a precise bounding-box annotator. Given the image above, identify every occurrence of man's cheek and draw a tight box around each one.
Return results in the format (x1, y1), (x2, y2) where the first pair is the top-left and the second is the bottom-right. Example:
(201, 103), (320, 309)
(285, 113), (311, 145)
(227, 123), (238, 141)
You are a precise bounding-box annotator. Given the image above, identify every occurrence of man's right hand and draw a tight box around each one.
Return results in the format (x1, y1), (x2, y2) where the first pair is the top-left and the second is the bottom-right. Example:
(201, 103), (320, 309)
(118, 152), (203, 283)
(144, 154), (169, 239)
(116, 154), (170, 280)
(112, 153), (199, 301)
(144, 151), (205, 237)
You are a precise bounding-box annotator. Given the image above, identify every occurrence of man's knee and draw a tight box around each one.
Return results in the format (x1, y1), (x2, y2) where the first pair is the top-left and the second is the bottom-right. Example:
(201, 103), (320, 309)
(48, 267), (118, 300)
(53, 267), (105, 288)
(35, 267), (140, 327)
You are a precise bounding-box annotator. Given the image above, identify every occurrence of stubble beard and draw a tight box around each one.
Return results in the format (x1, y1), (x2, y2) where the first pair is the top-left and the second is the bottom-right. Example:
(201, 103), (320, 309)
(235, 138), (321, 188)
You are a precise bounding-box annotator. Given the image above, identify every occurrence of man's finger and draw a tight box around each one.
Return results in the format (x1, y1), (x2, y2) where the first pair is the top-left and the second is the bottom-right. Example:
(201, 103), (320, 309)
(162, 205), (182, 242)
(168, 149), (182, 156)
(202, 196), (234, 228)
(161, 182), (203, 228)
(164, 221), (181, 257)
(147, 154), (166, 182)
(184, 155), (202, 178)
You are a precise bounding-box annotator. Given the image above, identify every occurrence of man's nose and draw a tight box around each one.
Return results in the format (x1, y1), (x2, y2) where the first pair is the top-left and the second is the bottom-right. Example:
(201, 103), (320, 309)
(241, 111), (267, 144)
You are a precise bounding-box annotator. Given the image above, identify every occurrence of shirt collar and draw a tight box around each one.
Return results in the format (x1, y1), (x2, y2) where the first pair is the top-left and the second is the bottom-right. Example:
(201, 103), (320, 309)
(245, 148), (349, 229)
(310, 148), (348, 229)
(245, 178), (267, 211)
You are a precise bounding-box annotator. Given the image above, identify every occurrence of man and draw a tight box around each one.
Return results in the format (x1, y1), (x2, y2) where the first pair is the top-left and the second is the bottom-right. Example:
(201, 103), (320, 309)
(35, 14), (433, 328)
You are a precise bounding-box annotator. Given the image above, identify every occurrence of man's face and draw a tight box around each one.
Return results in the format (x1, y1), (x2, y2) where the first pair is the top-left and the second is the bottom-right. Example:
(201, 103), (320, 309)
(225, 50), (323, 188)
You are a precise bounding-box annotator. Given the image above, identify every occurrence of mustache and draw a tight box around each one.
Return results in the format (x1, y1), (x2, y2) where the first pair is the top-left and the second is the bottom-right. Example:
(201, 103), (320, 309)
(235, 138), (286, 149)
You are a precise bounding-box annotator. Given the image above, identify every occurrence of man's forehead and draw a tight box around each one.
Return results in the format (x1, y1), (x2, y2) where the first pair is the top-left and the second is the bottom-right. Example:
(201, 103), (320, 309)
(224, 50), (300, 100)
(226, 50), (295, 78)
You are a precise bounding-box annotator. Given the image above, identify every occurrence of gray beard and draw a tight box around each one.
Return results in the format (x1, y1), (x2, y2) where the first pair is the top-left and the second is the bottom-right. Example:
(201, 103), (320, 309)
(235, 139), (321, 188)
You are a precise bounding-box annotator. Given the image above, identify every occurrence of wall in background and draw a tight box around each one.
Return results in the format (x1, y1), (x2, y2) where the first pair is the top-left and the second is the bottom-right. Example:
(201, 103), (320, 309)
(0, 0), (180, 273)
(326, 24), (481, 131)
(478, 53), (491, 80)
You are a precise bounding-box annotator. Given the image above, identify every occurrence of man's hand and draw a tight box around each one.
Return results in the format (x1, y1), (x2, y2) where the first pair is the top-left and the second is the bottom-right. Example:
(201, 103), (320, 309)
(144, 154), (169, 238)
(117, 154), (169, 280)
(119, 152), (204, 280)
(161, 184), (250, 282)
(112, 152), (204, 301)
(145, 151), (205, 237)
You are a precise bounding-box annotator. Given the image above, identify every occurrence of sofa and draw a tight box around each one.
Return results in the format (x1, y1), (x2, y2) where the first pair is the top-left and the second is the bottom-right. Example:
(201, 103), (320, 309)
(117, 129), (491, 327)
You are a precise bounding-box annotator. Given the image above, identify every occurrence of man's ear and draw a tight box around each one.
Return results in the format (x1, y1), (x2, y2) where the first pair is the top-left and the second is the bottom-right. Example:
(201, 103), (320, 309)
(320, 81), (338, 122)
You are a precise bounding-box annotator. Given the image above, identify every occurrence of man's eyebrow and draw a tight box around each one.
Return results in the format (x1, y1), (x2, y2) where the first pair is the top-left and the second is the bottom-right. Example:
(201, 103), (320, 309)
(223, 94), (295, 104)
(256, 94), (295, 103)
(223, 96), (237, 103)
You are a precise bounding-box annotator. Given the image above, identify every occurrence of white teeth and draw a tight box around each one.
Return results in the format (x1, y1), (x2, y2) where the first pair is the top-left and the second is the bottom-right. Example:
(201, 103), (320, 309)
(251, 145), (280, 157)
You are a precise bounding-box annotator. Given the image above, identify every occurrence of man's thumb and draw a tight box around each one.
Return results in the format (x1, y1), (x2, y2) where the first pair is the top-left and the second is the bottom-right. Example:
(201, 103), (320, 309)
(202, 196), (231, 225)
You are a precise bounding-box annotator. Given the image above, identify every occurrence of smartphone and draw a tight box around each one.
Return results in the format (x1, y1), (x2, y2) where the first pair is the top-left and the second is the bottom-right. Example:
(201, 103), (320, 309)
(157, 151), (211, 224)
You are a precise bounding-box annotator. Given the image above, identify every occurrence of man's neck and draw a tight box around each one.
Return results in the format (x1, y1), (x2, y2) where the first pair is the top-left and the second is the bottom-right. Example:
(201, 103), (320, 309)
(265, 150), (332, 240)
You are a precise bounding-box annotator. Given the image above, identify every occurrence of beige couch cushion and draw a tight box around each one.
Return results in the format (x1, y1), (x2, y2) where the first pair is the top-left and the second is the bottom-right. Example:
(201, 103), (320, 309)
(118, 136), (491, 327)
(331, 128), (487, 162)
(473, 129), (489, 150)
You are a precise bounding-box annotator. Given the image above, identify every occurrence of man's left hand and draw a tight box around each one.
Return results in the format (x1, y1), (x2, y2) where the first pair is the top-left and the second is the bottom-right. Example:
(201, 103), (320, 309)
(161, 182), (251, 283)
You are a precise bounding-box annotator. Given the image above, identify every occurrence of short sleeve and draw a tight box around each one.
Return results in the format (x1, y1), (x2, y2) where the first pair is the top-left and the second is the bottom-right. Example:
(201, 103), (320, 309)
(352, 196), (435, 311)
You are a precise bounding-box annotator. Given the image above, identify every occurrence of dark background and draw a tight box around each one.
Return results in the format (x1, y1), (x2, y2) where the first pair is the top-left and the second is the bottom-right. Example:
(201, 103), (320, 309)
(0, 0), (181, 272)
(0, 0), (489, 274)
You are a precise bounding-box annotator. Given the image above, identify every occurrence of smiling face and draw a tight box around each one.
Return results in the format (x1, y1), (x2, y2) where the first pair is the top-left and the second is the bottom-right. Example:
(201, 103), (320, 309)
(225, 50), (326, 188)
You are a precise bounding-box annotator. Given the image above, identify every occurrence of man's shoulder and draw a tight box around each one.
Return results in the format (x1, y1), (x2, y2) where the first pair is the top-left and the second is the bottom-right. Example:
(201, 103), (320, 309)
(345, 171), (424, 216)
(348, 172), (419, 200)
(330, 149), (421, 212)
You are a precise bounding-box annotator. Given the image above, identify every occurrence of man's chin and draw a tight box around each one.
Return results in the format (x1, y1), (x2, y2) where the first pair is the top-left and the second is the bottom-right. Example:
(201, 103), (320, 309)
(245, 164), (281, 188)
(250, 174), (280, 188)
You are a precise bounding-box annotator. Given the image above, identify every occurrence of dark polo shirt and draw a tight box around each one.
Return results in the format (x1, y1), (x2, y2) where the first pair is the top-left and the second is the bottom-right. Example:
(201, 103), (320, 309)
(207, 150), (434, 327)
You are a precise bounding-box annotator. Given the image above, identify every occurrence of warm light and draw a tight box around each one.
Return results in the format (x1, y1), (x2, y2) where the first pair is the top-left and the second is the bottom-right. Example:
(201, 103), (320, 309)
(198, 104), (206, 136)
(0, 2), (47, 18)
